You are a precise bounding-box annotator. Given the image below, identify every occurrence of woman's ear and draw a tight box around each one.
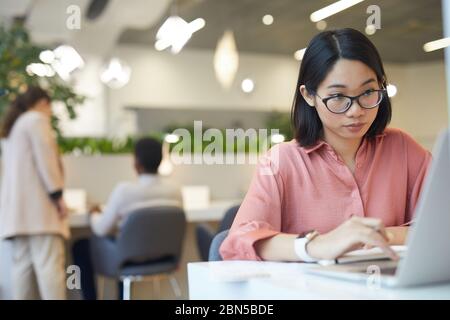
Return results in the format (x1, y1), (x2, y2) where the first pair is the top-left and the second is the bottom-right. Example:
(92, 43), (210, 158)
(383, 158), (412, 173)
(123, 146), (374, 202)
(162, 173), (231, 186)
(299, 85), (315, 107)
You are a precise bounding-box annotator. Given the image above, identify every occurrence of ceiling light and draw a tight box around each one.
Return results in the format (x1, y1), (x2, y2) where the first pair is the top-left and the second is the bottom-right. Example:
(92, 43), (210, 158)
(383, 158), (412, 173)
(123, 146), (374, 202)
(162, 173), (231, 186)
(214, 30), (239, 89)
(241, 78), (255, 93)
(386, 84), (397, 97)
(51, 45), (84, 80)
(262, 14), (274, 25)
(316, 20), (327, 30)
(310, 0), (365, 22)
(100, 58), (131, 89)
(365, 24), (376, 35)
(294, 48), (306, 61)
(190, 18), (206, 33)
(155, 16), (205, 54)
(26, 63), (55, 77)
(423, 37), (450, 52)
(39, 50), (55, 64)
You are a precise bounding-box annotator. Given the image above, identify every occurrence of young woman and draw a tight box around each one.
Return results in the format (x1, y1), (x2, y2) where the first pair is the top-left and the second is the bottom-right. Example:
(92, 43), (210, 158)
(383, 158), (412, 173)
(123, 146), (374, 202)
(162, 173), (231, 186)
(220, 28), (432, 262)
(0, 86), (69, 299)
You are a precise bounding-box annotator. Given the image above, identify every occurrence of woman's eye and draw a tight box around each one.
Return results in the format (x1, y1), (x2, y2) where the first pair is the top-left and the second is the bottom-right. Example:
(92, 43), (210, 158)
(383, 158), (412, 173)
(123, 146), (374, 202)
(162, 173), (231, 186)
(362, 89), (375, 96)
(329, 94), (345, 101)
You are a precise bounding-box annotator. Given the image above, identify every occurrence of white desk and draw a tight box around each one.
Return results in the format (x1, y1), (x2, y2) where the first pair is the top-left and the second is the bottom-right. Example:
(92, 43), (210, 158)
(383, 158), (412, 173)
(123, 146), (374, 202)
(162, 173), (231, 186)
(69, 199), (241, 228)
(188, 261), (450, 300)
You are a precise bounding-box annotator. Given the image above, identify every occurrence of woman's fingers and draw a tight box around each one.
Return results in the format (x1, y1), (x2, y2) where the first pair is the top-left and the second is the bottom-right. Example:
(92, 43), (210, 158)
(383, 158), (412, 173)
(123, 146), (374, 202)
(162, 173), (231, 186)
(357, 227), (399, 260)
(351, 217), (390, 242)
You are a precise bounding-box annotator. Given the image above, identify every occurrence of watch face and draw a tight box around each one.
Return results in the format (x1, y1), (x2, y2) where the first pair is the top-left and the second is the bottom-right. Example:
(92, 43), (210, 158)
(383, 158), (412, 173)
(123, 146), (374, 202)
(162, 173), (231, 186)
(297, 230), (315, 239)
(306, 230), (319, 241)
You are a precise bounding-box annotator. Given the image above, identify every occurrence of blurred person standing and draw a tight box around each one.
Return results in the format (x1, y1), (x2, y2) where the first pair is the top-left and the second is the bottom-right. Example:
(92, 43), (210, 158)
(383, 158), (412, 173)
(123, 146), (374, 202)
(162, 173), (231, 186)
(0, 86), (69, 300)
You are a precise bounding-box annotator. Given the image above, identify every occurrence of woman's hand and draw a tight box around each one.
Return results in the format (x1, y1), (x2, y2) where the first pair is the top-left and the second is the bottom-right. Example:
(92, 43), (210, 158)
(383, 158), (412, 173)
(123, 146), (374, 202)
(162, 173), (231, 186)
(54, 198), (68, 219)
(306, 216), (399, 261)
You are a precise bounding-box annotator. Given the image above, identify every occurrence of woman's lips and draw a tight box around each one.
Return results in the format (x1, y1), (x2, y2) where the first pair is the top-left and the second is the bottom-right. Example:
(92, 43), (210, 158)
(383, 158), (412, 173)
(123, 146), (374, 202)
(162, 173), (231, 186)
(344, 123), (365, 132)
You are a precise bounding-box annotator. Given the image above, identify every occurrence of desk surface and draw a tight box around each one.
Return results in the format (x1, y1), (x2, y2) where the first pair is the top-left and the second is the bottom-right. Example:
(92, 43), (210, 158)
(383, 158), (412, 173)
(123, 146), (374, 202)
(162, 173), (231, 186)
(188, 261), (450, 300)
(69, 199), (240, 228)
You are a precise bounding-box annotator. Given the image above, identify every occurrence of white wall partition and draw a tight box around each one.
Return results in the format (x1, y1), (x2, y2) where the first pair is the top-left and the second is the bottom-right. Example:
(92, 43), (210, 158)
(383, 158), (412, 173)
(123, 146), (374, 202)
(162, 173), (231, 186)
(443, 0), (450, 124)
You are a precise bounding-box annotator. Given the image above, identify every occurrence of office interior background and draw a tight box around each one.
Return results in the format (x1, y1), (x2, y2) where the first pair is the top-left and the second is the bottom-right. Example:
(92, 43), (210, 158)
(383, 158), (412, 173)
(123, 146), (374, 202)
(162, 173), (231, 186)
(0, 0), (449, 299)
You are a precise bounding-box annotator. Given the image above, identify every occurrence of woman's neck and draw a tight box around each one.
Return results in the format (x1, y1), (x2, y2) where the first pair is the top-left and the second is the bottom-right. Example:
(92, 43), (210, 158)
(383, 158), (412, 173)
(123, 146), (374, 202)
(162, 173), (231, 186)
(323, 130), (363, 164)
(30, 105), (51, 118)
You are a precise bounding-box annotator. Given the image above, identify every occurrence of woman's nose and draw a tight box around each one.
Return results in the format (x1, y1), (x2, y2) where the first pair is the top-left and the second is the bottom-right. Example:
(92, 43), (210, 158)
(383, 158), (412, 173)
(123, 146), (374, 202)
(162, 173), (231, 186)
(345, 99), (365, 117)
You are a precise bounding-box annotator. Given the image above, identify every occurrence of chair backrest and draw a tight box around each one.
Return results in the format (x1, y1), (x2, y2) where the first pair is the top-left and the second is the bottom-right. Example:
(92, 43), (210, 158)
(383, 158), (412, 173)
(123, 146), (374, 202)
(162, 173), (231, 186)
(217, 205), (239, 233)
(208, 229), (229, 261)
(117, 206), (186, 266)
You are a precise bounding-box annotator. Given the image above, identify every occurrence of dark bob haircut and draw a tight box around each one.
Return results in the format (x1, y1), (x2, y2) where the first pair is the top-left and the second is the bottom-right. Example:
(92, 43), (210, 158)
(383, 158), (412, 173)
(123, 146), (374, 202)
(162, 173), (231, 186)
(291, 28), (392, 147)
(134, 137), (163, 174)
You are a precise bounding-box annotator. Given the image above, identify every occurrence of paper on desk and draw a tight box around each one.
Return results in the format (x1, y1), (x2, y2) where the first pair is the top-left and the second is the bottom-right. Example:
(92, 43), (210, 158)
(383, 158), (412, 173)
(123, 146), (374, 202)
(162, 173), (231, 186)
(318, 245), (407, 266)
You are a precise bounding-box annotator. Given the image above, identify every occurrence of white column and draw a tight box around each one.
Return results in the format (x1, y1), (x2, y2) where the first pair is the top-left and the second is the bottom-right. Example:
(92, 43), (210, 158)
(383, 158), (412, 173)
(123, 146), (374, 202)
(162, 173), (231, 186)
(443, 0), (450, 124)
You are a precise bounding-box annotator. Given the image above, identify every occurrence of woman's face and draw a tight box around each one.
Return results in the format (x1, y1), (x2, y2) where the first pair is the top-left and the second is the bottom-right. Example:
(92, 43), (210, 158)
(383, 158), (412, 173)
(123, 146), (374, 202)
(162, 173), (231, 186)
(301, 58), (381, 144)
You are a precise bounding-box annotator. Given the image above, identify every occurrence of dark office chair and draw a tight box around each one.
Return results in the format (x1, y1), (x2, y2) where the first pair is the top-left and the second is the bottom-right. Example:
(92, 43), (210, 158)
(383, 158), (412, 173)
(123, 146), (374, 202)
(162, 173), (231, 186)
(90, 206), (186, 300)
(195, 204), (239, 261)
(208, 229), (229, 261)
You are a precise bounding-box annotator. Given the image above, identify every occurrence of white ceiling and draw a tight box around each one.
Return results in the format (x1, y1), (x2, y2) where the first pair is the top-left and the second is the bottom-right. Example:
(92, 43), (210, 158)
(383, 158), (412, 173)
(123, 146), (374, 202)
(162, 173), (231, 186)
(0, 0), (444, 63)
(0, 0), (171, 56)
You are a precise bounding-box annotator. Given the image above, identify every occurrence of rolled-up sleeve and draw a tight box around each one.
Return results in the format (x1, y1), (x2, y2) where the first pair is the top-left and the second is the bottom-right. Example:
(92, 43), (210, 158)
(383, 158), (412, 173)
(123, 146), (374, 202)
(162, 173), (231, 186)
(220, 149), (285, 260)
(402, 132), (432, 223)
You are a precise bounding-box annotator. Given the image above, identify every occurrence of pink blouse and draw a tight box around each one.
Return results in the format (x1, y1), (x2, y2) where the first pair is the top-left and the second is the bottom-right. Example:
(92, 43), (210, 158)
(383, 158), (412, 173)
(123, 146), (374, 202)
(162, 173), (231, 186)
(220, 128), (432, 260)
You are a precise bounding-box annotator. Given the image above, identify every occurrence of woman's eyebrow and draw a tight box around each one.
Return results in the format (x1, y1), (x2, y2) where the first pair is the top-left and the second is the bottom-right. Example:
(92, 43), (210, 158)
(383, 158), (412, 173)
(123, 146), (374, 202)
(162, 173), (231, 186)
(360, 78), (376, 86)
(326, 83), (346, 89)
(326, 78), (376, 89)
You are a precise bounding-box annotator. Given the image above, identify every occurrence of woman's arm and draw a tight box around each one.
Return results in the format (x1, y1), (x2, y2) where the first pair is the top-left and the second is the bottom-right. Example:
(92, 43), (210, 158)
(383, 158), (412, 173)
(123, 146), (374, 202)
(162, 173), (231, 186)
(28, 114), (63, 194)
(254, 233), (299, 261)
(255, 217), (398, 262)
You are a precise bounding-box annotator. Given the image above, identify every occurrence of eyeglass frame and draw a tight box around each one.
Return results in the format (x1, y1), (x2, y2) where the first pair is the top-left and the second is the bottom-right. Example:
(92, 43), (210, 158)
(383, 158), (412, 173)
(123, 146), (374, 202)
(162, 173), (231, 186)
(308, 87), (388, 114)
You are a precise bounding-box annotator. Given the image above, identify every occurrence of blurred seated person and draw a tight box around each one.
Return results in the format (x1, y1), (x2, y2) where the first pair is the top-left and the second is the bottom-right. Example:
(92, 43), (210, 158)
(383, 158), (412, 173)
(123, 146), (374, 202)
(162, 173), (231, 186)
(72, 137), (181, 300)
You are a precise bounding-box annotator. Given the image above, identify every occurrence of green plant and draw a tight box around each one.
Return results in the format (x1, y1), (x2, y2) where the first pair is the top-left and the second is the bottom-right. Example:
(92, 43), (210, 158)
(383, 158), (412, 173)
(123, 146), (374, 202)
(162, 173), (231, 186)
(265, 110), (293, 141)
(58, 133), (167, 155)
(0, 22), (85, 136)
(58, 136), (135, 155)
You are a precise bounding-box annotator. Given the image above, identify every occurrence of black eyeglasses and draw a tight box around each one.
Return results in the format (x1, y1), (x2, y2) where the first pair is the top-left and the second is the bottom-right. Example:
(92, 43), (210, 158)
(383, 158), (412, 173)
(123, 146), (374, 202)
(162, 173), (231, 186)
(311, 88), (387, 114)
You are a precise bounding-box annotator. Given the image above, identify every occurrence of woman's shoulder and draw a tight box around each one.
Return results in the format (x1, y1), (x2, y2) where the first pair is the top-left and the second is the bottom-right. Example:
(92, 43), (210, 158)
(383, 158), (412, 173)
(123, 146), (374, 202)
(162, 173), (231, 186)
(266, 139), (302, 159)
(262, 140), (309, 174)
(379, 127), (430, 157)
(381, 127), (419, 145)
(15, 111), (46, 127)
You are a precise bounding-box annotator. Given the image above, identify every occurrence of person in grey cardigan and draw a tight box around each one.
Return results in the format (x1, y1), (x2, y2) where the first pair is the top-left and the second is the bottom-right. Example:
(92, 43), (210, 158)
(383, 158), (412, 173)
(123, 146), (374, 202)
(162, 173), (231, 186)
(0, 86), (69, 299)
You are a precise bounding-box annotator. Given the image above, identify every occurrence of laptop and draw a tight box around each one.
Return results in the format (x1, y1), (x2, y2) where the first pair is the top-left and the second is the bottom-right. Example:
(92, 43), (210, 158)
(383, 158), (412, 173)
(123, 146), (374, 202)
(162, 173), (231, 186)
(307, 128), (450, 287)
(63, 188), (87, 214)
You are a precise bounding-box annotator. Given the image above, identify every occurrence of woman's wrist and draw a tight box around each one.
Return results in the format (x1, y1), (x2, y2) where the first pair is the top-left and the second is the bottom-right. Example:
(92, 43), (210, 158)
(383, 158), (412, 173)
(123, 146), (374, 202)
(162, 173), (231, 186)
(305, 234), (325, 260)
